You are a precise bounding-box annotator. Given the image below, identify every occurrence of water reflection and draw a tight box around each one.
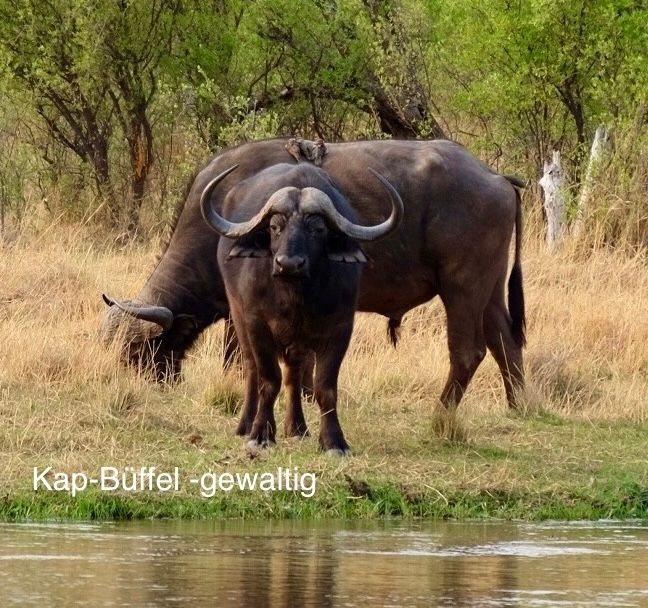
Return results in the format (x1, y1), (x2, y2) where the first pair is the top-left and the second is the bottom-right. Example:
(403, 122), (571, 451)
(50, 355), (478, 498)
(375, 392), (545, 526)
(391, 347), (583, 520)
(1, 520), (647, 607)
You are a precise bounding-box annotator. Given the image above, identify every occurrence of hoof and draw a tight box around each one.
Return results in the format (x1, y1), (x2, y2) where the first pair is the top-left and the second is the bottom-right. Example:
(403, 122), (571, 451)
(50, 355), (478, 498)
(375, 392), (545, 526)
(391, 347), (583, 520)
(246, 438), (273, 449)
(285, 426), (310, 439)
(320, 431), (350, 455)
(326, 447), (351, 457)
(247, 419), (276, 446)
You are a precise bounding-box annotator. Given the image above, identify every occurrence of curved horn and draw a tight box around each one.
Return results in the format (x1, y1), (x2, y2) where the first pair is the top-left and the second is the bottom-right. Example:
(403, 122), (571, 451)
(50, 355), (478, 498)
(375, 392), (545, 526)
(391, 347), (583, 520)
(200, 164), (240, 236)
(201, 165), (295, 238)
(102, 294), (174, 332)
(300, 168), (404, 242)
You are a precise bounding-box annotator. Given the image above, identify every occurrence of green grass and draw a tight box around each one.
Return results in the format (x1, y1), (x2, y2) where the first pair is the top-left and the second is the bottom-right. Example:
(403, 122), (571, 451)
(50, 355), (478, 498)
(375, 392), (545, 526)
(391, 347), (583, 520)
(2, 413), (646, 522)
(2, 475), (647, 522)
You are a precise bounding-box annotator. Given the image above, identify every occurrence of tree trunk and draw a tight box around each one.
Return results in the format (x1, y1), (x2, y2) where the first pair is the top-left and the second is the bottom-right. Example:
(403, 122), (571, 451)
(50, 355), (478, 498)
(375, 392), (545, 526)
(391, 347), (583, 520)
(573, 125), (611, 238)
(88, 138), (119, 226)
(125, 114), (153, 238)
(365, 75), (446, 140)
(538, 150), (566, 249)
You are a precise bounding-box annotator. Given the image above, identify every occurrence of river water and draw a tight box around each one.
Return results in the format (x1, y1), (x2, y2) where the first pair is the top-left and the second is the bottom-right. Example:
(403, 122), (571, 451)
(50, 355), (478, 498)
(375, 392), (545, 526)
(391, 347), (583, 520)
(1, 519), (647, 606)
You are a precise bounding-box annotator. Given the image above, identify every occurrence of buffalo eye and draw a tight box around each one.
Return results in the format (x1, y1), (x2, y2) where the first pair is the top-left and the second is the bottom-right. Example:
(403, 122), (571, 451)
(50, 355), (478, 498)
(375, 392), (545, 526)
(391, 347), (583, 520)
(304, 214), (326, 235)
(269, 215), (286, 235)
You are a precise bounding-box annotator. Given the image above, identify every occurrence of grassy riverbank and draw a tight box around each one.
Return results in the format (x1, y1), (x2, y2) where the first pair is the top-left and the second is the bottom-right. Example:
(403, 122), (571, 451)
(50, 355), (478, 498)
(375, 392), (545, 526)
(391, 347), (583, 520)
(0, 224), (646, 521)
(3, 415), (648, 521)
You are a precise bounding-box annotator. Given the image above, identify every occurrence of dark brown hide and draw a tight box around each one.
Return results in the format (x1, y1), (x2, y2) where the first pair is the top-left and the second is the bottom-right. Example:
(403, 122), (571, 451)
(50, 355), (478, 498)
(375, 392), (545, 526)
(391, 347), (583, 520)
(102, 138), (525, 408)
(206, 163), (402, 452)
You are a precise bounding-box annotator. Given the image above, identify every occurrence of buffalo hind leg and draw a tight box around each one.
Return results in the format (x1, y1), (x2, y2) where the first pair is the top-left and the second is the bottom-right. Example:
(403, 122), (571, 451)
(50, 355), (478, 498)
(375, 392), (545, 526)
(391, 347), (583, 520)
(301, 351), (315, 399)
(229, 307), (259, 436)
(484, 294), (524, 408)
(439, 297), (487, 408)
(222, 316), (242, 371)
(314, 327), (352, 455)
(283, 350), (309, 438)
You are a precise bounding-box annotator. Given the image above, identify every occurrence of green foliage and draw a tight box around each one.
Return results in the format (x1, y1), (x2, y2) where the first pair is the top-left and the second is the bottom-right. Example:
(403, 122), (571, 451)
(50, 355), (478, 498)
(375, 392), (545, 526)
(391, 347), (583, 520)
(2, 476), (647, 521)
(0, 0), (644, 245)
(429, 0), (647, 173)
(0, 0), (182, 232)
(0, 94), (42, 233)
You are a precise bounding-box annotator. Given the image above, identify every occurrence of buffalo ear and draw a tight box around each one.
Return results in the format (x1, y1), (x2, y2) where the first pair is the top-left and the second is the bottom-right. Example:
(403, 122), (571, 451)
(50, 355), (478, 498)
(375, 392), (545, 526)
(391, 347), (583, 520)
(327, 235), (367, 264)
(227, 231), (271, 259)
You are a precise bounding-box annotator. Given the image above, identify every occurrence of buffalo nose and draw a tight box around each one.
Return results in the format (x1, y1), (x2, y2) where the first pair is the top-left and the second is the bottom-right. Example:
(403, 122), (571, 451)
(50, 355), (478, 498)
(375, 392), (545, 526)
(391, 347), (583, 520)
(274, 254), (307, 275)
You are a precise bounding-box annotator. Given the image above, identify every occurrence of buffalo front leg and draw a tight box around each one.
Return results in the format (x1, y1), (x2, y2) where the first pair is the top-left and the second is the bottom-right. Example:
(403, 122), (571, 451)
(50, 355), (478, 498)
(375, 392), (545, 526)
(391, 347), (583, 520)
(236, 369), (258, 436)
(246, 321), (282, 447)
(314, 328), (352, 455)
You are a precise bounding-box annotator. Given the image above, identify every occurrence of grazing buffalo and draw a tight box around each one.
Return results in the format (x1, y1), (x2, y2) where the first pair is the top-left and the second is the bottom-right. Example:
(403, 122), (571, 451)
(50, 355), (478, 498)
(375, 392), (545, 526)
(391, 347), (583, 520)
(200, 162), (403, 451)
(102, 138), (525, 410)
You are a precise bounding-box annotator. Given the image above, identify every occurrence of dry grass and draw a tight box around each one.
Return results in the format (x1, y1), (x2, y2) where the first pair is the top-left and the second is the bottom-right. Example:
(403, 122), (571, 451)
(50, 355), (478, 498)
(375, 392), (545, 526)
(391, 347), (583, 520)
(0, 220), (646, 504)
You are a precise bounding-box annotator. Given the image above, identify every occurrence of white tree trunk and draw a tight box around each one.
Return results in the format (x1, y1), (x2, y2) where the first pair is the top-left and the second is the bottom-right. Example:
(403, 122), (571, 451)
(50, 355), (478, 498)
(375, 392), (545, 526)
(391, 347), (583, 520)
(538, 150), (566, 249)
(573, 124), (611, 238)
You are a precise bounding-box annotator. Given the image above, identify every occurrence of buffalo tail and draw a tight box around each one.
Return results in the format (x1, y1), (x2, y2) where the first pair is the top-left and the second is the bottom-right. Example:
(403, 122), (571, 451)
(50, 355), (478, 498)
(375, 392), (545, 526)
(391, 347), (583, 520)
(387, 317), (401, 347)
(508, 186), (526, 348)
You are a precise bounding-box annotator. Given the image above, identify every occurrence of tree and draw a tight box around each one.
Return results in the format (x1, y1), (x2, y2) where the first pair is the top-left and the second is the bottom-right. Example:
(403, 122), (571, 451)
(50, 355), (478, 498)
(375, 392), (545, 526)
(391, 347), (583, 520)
(177, 0), (446, 144)
(102, 0), (181, 234)
(243, 0), (446, 139)
(0, 1), (116, 215)
(0, 0), (181, 235)
(429, 0), (647, 176)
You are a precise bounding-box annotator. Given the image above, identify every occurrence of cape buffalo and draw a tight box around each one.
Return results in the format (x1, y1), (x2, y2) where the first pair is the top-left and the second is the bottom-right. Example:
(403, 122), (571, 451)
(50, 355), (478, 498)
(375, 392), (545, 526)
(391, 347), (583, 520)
(102, 138), (525, 409)
(200, 162), (403, 451)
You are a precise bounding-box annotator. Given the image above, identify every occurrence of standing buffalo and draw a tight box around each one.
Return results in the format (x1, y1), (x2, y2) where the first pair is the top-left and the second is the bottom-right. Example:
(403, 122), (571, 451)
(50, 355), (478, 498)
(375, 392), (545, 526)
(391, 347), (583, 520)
(102, 138), (525, 410)
(200, 162), (403, 451)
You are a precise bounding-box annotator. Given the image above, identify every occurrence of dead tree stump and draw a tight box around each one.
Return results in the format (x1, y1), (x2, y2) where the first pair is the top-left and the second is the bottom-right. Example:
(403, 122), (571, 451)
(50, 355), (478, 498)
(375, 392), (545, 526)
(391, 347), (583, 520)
(538, 150), (566, 249)
(573, 125), (611, 238)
